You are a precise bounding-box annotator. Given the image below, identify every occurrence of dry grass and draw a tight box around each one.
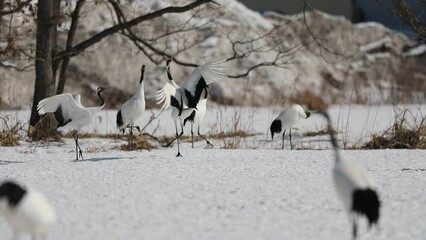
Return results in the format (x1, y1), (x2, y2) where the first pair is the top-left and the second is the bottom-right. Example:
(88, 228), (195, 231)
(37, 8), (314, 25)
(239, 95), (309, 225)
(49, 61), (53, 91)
(303, 128), (339, 137)
(63, 132), (125, 139)
(0, 116), (25, 146)
(0, 132), (19, 146)
(115, 134), (155, 151)
(363, 110), (426, 149)
(30, 115), (62, 141)
(208, 130), (257, 139)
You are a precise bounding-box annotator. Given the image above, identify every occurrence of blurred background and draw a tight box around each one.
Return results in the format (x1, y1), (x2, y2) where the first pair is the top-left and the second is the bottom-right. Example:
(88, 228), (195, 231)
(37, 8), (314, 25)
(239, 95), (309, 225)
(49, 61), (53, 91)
(0, 0), (425, 117)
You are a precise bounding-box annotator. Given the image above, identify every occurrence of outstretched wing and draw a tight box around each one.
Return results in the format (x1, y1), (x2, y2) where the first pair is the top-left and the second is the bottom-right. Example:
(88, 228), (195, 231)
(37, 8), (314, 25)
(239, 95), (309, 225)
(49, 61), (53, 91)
(37, 93), (86, 127)
(72, 94), (82, 106)
(156, 82), (179, 111)
(182, 60), (226, 94)
(182, 60), (226, 108)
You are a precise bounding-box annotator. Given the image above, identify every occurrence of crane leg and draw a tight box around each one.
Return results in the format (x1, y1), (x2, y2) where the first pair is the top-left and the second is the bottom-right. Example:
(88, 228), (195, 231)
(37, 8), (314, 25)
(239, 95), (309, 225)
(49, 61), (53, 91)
(191, 122), (194, 148)
(282, 130), (286, 149)
(289, 129), (293, 150)
(129, 124), (134, 147)
(352, 216), (358, 240)
(175, 122), (182, 157)
(198, 126), (212, 147)
(163, 132), (184, 147)
(73, 131), (83, 160)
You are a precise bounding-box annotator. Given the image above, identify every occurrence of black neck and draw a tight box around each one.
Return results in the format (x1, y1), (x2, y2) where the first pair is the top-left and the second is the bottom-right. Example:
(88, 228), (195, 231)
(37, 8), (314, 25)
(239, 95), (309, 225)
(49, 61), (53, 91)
(140, 69), (145, 84)
(167, 66), (172, 81)
(97, 90), (105, 106)
(319, 110), (338, 149)
(328, 125), (338, 149)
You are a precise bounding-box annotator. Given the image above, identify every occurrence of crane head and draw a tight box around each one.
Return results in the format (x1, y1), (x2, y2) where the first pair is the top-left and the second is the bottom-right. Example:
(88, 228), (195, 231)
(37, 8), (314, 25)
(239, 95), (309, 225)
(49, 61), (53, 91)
(305, 111), (311, 119)
(166, 58), (172, 67)
(96, 87), (106, 93)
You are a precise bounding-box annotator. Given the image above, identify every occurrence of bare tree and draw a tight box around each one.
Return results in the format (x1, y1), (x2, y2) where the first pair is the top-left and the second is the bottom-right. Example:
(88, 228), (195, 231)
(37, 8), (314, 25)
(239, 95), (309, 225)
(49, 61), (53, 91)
(375, 0), (426, 41)
(107, 1), (298, 78)
(0, 0), (302, 132)
(29, 0), (215, 129)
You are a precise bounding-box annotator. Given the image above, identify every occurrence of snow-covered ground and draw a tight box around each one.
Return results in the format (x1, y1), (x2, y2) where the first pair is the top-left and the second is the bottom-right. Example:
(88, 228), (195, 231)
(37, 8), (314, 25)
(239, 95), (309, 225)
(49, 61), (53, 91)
(1, 105), (426, 239)
(1, 148), (426, 239)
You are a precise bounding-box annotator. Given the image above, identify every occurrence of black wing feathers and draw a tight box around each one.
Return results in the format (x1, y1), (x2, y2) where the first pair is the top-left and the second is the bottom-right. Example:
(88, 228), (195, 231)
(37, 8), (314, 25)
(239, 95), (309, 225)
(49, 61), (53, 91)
(116, 110), (124, 128)
(183, 110), (196, 126)
(185, 76), (207, 108)
(54, 105), (72, 128)
(0, 181), (27, 208)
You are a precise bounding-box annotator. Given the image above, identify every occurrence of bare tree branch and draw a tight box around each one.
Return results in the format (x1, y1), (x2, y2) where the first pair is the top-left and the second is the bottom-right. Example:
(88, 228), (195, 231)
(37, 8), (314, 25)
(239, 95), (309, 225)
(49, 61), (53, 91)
(0, 0), (32, 16)
(56, 0), (86, 94)
(108, 0), (200, 67)
(302, 2), (356, 62)
(390, 0), (426, 40)
(55, 0), (214, 61)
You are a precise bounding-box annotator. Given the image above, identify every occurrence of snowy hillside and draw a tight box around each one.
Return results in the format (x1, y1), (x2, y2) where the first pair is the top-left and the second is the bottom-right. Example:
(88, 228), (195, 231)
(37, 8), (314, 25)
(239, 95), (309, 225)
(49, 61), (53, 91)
(1, 0), (425, 109)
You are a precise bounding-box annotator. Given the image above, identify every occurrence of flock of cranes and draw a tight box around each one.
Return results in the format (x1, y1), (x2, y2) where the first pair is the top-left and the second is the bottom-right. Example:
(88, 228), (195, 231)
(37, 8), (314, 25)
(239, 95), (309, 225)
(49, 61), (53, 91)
(0, 59), (381, 240)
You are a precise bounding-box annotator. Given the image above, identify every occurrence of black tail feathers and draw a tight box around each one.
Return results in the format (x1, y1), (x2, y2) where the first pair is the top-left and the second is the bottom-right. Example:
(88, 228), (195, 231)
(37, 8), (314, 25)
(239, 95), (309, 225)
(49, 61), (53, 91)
(116, 110), (124, 129)
(352, 188), (380, 226)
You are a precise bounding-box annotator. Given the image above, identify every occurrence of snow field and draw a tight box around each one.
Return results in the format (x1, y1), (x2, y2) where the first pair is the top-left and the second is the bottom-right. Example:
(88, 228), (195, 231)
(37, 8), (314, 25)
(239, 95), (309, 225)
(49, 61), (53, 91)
(1, 104), (426, 239)
(0, 148), (425, 239)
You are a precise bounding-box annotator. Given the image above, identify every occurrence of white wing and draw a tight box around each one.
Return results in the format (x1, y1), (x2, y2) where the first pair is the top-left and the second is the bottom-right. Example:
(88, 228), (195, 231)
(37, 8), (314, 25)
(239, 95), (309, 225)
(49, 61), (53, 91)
(182, 60), (227, 96)
(73, 94), (82, 106)
(156, 82), (178, 111)
(37, 93), (85, 122)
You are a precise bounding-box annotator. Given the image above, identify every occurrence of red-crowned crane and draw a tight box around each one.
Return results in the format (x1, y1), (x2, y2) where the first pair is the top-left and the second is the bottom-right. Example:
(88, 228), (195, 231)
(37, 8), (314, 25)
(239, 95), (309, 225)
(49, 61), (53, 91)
(156, 59), (225, 156)
(270, 104), (311, 149)
(37, 87), (106, 160)
(0, 180), (56, 240)
(116, 65), (146, 139)
(319, 110), (380, 239)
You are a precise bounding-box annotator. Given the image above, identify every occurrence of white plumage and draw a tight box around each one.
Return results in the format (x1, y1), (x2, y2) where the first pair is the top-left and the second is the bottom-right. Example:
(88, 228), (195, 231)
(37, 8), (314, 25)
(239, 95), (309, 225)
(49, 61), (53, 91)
(320, 110), (380, 239)
(156, 59), (225, 156)
(37, 87), (106, 160)
(116, 65), (146, 136)
(270, 104), (311, 149)
(180, 93), (212, 148)
(0, 181), (56, 240)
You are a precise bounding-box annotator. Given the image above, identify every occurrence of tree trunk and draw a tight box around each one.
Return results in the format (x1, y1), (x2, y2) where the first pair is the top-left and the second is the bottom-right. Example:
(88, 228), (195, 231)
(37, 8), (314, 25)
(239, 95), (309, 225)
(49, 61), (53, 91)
(51, 0), (60, 80)
(29, 0), (56, 130)
(57, 0), (85, 94)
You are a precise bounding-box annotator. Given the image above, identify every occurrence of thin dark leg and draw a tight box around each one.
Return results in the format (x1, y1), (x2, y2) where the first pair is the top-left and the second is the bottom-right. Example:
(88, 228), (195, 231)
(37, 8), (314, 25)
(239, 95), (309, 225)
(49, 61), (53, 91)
(73, 131), (83, 160)
(126, 125), (140, 132)
(191, 122), (194, 148)
(352, 216), (358, 240)
(129, 124), (134, 147)
(282, 130), (286, 149)
(163, 131), (184, 147)
(289, 128), (293, 150)
(198, 126), (212, 147)
(175, 122), (182, 157)
(73, 131), (78, 160)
